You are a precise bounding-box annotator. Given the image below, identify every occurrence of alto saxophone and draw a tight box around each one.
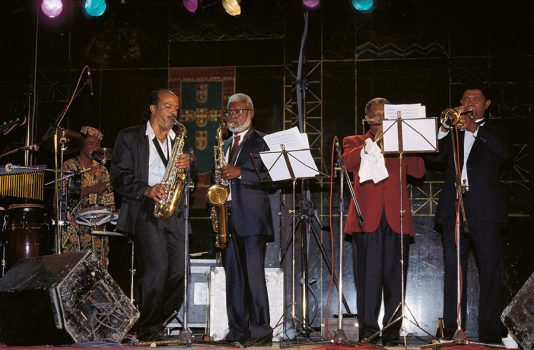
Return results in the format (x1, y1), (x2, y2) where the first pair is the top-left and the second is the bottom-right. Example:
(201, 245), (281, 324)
(207, 122), (230, 249)
(153, 119), (187, 220)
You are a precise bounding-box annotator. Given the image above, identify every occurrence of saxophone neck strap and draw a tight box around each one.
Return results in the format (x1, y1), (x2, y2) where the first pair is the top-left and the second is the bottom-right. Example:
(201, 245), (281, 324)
(152, 136), (169, 167)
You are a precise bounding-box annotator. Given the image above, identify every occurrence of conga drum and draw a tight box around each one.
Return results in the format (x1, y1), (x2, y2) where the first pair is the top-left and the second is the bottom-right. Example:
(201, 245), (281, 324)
(6, 203), (50, 269)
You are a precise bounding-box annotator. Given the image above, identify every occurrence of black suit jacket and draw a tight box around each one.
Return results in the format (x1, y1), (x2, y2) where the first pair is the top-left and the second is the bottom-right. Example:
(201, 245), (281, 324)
(435, 121), (513, 224)
(110, 124), (152, 234)
(110, 123), (187, 234)
(224, 128), (274, 237)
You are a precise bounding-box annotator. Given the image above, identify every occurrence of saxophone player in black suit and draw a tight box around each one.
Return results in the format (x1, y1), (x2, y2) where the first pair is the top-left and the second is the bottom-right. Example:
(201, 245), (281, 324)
(219, 93), (275, 346)
(430, 84), (513, 345)
(110, 89), (191, 341)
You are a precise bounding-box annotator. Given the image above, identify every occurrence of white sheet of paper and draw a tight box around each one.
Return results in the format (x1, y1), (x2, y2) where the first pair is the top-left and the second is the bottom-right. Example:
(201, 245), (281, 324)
(260, 127), (319, 181)
(382, 118), (437, 153)
(384, 104), (426, 120)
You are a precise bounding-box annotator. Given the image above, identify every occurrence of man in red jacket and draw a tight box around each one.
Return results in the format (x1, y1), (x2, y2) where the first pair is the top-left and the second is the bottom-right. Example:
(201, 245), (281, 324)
(342, 97), (425, 346)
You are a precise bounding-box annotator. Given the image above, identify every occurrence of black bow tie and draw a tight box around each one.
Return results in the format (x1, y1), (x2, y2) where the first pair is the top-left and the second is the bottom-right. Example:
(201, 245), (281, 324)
(475, 117), (487, 125)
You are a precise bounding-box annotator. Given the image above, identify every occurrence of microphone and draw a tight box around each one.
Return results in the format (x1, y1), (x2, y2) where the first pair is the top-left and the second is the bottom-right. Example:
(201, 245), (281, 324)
(87, 67), (94, 96)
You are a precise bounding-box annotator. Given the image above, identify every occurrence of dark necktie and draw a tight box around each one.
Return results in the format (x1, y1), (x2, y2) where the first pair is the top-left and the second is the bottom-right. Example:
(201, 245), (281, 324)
(230, 135), (241, 161)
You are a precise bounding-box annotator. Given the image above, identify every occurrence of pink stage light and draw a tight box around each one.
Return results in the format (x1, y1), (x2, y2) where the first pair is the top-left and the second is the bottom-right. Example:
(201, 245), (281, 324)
(183, 0), (199, 13)
(41, 0), (63, 18)
(302, 0), (320, 10)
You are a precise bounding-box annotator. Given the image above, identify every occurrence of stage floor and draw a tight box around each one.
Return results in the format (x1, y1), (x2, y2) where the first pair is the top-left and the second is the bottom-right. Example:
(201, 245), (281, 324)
(0, 336), (511, 350)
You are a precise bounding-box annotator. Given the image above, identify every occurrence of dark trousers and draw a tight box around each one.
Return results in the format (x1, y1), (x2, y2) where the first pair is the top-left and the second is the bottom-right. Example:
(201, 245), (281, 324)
(222, 234), (271, 343)
(351, 213), (410, 341)
(133, 200), (185, 337)
(441, 216), (504, 341)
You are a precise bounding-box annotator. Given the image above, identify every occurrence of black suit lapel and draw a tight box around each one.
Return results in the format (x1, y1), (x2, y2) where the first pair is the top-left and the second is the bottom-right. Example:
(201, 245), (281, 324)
(137, 125), (150, 185)
(459, 130), (466, 169)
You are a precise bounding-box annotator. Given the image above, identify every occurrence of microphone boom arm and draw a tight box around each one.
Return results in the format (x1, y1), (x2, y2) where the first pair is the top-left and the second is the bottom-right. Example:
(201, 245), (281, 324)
(337, 159), (365, 227)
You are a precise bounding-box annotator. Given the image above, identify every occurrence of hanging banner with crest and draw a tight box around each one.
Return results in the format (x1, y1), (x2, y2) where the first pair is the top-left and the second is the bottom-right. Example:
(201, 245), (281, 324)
(169, 67), (235, 209)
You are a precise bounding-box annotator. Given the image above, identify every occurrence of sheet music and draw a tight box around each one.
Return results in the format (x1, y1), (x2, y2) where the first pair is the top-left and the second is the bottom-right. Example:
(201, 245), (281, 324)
(384, 103), (426, 120)
(382, 118), (437, 152)
(260, 127), (319, 181)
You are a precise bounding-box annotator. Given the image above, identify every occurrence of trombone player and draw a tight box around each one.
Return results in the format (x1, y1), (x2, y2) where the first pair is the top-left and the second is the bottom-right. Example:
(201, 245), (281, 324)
(341, 97), (425, 346)
(431, 84), (513, 344)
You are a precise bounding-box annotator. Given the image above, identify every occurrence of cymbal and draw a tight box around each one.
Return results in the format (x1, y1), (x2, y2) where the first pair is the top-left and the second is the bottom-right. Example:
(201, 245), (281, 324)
(91, 147), (112, 165)
(42, 128), (84, 155)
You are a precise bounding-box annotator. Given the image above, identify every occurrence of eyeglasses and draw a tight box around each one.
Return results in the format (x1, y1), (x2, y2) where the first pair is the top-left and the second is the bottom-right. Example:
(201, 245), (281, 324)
(224, 108), (252, 118)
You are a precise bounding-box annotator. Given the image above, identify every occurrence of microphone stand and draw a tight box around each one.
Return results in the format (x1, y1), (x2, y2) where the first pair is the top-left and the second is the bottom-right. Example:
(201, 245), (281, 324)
(180, 152), (194, 345)
(332, 140), (364, 343)
(47, 66), (92, 254)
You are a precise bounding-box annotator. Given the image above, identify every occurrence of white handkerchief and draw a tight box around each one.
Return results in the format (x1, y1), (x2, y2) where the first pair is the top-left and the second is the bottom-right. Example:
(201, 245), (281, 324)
(358, 139), (389, 183)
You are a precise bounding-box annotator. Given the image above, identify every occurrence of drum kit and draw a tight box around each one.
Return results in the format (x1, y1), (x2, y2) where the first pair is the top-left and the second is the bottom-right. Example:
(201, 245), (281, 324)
(0, 127), (124, 276)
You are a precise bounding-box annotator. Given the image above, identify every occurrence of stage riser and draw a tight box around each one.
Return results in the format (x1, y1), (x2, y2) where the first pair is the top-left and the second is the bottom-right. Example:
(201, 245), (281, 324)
(208, 266), (284, 341)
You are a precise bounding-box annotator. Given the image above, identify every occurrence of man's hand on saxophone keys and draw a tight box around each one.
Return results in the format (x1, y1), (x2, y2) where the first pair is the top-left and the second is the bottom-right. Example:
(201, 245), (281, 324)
(221, 164), (241, 180)
(145, 183), (169, 203)
(175, 153), (190, 169)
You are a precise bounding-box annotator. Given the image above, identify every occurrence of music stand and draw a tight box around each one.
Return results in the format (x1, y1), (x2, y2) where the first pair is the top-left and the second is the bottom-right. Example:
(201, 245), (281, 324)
(259, 145), (326, 340)
(364, 109), (437, 347)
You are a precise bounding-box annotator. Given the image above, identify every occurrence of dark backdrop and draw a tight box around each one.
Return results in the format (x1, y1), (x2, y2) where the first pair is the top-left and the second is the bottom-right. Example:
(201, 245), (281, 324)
(1, 0), (533, 337)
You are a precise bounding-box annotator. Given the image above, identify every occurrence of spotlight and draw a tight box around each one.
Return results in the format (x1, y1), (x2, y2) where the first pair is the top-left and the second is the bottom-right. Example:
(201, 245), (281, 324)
(84, 0), (107, 16)
(41, 0), (63, 18)
(183, 0), (198, 13)
(222, 0), (240, 16)
(302, 0), (320, 10)
(351, 0), (374, 12)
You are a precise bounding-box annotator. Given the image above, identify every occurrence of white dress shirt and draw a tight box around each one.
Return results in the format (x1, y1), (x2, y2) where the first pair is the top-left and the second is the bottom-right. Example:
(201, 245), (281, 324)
(145, 121), (176, 186)
(438, 124), (482, 189)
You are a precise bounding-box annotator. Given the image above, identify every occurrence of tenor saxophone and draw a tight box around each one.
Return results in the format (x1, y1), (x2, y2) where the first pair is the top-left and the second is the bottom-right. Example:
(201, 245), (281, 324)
(207, 122), (230, 249)
(153, 119), (187, 220)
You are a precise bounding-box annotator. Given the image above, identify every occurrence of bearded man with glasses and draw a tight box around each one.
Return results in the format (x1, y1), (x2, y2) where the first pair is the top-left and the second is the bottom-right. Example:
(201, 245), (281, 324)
(218, 93), (275, 346)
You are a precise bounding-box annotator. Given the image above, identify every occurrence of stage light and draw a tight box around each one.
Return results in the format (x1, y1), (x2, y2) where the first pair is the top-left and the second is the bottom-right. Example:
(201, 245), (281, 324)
(222, 0), (240, 16)
(84, 0), (107, 17)
(302, 0), (320, 10)
(183, 0), (198, 13)
(351, 0), (374, 12)
(41, 0), (63, 18)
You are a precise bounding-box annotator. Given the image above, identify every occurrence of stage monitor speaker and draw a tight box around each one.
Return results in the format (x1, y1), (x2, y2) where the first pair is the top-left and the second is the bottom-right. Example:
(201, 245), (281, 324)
(501, 271), (534, 350)
(0, 251), (139, 346)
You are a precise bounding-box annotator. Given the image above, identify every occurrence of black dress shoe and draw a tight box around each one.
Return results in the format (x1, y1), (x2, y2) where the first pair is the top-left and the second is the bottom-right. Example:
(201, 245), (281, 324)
(246, 334), (273, 347)
(362, 337), (381, 345)
(382, 337), (401, 346)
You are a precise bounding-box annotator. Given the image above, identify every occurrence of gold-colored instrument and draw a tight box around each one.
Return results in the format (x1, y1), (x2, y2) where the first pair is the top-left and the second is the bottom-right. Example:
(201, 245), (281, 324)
(153, 119), (187, 220)
(440, 108), (474, 130)
(440, 108), (461, 128)
(207, 122), (230, 249)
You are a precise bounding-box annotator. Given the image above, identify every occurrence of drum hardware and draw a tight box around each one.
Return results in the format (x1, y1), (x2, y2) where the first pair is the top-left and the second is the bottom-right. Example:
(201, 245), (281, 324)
(91, 228), (136, 303)
(91, 147), (113, 165)
(0, 206), (6, 276)
(75, 206), (114, 227)
(41, 67), (93, 254)
(41, 128), (84, 155)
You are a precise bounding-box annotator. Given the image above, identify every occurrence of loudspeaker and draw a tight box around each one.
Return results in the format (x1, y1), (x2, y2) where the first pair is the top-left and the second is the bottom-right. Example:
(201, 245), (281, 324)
(0, 251), (139, 346)
(501, 271), (534, 350)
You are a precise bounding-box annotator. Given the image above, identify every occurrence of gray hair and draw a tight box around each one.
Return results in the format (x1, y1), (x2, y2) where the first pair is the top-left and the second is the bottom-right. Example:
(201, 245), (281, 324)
(227, 93), (254, 110)
(365, 97), (391, 115)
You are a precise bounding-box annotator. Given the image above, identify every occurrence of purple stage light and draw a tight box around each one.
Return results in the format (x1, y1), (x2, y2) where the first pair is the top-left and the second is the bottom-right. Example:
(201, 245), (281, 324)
(41, 0), (63, 18)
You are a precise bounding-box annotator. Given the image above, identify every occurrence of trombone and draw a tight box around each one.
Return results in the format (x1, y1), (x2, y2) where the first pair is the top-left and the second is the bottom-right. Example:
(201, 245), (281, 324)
(440, 108), (473, 130)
